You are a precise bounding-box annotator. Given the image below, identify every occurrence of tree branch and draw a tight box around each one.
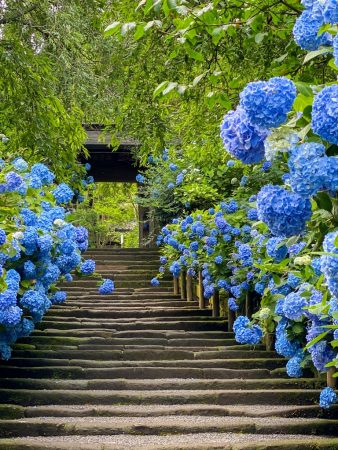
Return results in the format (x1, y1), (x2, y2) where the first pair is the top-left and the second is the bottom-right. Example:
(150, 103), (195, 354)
(0, 4), (39, 25)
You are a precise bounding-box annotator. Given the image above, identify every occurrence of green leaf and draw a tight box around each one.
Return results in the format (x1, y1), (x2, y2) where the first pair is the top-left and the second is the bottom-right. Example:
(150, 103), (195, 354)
(134, 24), (145, 40)
(104, 22), (121, 36)
(255, 32), (267, 44)
(185, 46), (204, 62)
(153, 81), (169, 98)
(304, 330), (330, 350)
(303, 47), (332, 64)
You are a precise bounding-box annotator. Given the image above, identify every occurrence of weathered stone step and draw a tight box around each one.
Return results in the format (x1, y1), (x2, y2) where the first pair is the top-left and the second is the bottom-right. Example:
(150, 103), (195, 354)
(0, 389), (327, 406)
(1, 435), (337, 450)
(43, 309), (213, 319)
(1, 415), (337, 439)
(0, 357), (285, 370)
(9, 349), (282, 362)
(31, 330), (233, 339)
(54, 301), (195, 308)
(2, 403), (337, 420)
(0, 378), (324, 391)
(18, 336), (237, 347)
(37, 319), (228, 331)
(0, 366), (274, 380)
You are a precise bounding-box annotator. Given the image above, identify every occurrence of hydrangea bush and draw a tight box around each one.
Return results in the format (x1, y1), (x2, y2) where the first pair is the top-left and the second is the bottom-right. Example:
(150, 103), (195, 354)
(0, 155), (114, 360)
(143, 14), (338, 407)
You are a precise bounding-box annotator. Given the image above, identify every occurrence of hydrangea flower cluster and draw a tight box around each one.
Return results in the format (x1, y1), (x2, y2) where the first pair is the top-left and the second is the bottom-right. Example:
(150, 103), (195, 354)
(220, 108), (268, 164)
(257, 185), (312, 237)
(233, 315), (263, 345)
(293, 5), (332, 51)
(239, 77), (296, 130)
(0, 157), (113, 360)
(312, 86), (338, 145)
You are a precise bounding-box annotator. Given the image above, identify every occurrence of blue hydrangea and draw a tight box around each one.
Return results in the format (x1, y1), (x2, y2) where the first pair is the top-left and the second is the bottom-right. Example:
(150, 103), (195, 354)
(321, 231), (338, 297)
(286, 356), (303, 378)
(240, 175), (248, 186)
(167, 182), (174, 189)
(0, 229), (6, 246)
(228, 297), (239, 311)
(31, 163), (55, 185)
(293, 8), (332, 51)
(6, 270), (20, 292)
(233, 315), (263, 345)
(214, 255), (223, 264)
(266, 237), (288, 262)
(289, 241), (306, 257)
(240, 77), (296, 129)
(262, 161), (272, 172)
(23, 261), (36, 279)
(308, 341), (335, 372)
(5, 171), (23, 191)
(20, 290), (50, 321)
(283, 292), (308, 321)
(80, 259), (95, 275)
(0, 290), (17, 309)
(12, 158), (28, 172)
(190, 241), (199, 252)
(169, 163), (177, 171)
(247, 208), (258, 221)
(53, 183), (74, 205)
(288, 142), (327, 197)
(320, 387), (337, 409)
(257, 185), (312, 237)
(151, 277), (160, 286)
(312, 85), (338, 145)
(220, 107), (268, 164)
(287, 273), (302, 289)
(323, 156), (338, 192)
(99, 279), (115, 295)
(136, 174), (145, 183)
(170, 261), (181, 278)
(160, 256), (167, 265)
(227, 160), (235, 167)
(323, 0), (338, 23)
(222, 200), (238, 214)
(51, 291), (67, 304)
(0, 306), (22, 327)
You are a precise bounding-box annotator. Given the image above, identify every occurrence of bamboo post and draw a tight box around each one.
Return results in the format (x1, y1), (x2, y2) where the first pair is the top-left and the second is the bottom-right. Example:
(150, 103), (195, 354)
(180, 270), (187, 300)
(212, 290), (220, 317)
(327, 367), (337, 389)
(198, 271), (205, 309)
(186, 274), (193, 302)
(227, 308), (236, 332)
(173, 276), (179, 295)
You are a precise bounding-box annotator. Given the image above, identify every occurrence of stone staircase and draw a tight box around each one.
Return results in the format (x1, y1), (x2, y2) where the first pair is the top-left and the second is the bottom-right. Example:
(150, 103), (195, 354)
(0, 247), (337, 449)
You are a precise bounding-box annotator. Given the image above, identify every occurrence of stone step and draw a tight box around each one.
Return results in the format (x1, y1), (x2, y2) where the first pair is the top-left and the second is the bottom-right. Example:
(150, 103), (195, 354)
(43, 309), (213, 319)
(31, 330), (233, 339)
(9, 349), (282, 362)
(0, 378), (324, 391)
(0, 366), (275, 380)
(37, 319), (228, 331)
(1, 435), (337, 450)
(1, 415), (337, 439)
(52, 301), (199, 309)
(0, 389), (327, 406)
(0, 357), (286, 370)
(18, 336), (237, 347)
(2, 403), (337, 420)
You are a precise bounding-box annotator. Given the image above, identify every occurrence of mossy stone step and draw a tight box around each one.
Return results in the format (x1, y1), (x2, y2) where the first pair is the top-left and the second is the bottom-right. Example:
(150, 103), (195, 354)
(37, 319), (228, 331)
(0, 388), (327, 406)
(0, 357), (286, 370)
(0, 366), (274, 380)
(0, 378), (325, 391)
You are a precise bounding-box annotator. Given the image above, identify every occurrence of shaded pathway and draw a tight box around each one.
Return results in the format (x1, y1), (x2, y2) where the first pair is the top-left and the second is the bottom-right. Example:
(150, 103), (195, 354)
(0, 248), (337, 449)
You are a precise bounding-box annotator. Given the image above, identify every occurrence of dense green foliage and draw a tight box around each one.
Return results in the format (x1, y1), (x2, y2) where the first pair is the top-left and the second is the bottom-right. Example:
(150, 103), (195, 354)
(71, 183), (139, 248)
